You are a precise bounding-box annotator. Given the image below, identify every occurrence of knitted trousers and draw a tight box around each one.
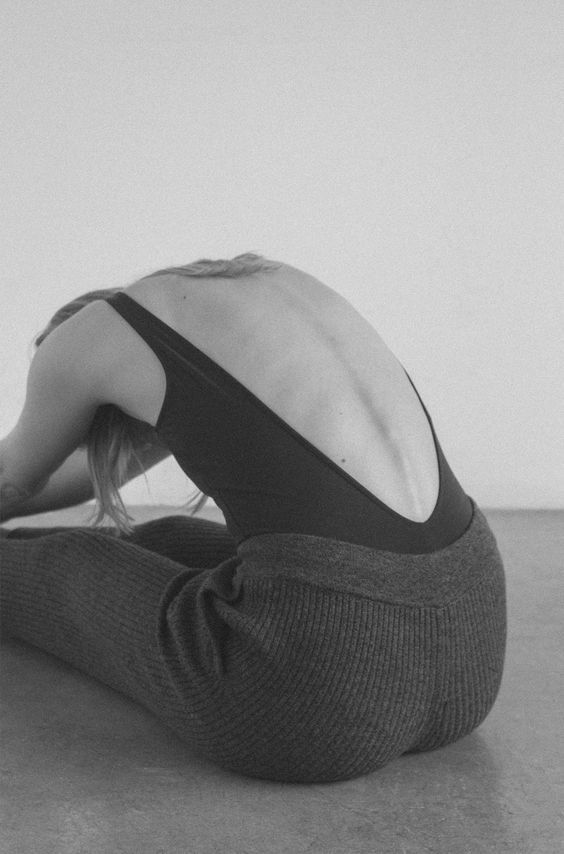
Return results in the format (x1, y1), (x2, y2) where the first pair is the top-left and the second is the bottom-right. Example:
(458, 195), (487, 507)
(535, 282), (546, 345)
(1, 499), (506, 783)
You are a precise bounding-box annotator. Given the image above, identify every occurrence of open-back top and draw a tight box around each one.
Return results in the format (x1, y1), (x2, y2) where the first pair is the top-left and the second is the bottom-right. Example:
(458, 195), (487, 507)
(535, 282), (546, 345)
(105, 292), (473, 554)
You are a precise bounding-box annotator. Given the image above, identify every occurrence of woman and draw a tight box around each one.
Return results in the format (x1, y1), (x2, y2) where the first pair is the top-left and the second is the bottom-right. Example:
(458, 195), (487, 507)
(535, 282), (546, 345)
(0, 253), (506, 783)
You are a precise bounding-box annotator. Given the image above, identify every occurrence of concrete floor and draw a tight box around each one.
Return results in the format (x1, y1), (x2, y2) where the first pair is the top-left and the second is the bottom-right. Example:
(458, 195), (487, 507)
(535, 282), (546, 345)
(1, 506), (563, 854)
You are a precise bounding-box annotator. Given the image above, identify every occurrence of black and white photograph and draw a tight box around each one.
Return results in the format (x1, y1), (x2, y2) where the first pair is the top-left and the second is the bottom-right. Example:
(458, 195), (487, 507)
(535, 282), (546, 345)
(1, 2), (562, 852)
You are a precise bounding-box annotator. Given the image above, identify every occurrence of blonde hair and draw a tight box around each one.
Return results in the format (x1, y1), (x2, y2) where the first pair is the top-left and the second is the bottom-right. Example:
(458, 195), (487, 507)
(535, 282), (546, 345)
(35, 252), (282, 533)
(144, 251), (282, 280)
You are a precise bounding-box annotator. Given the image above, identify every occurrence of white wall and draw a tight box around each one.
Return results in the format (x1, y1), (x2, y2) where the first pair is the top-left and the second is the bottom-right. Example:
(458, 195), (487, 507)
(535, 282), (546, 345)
(2, 0), (563, 509)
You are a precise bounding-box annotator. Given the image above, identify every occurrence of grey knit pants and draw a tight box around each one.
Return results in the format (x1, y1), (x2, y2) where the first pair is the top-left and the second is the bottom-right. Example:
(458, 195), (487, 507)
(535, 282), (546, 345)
(1, 499), (506, 783)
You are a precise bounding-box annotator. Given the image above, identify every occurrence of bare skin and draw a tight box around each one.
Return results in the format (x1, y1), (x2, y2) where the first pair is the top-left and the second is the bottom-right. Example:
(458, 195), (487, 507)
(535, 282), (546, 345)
(96, 262), (440, 523)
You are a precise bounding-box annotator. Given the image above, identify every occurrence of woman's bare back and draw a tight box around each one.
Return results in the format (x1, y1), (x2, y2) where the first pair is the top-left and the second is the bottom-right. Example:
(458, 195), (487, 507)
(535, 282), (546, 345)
(101, 262), (440, 523)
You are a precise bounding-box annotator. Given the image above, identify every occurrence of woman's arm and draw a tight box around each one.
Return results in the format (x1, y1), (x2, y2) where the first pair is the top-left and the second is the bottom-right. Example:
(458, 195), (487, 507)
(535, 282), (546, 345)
(0, 446), (91, 521)
(0, 303), (106, 507)
(0, 300), (169, 523)
(1, 442), (171, 522)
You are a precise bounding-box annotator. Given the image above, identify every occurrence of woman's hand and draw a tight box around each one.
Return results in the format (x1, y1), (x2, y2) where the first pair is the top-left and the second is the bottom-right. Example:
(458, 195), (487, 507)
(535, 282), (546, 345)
(0, 479), (31, 522)
(0, 461), (48, 522)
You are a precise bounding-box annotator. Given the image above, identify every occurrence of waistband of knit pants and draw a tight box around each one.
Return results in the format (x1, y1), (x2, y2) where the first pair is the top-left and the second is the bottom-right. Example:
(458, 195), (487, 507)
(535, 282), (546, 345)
(235, 498), (504, 608)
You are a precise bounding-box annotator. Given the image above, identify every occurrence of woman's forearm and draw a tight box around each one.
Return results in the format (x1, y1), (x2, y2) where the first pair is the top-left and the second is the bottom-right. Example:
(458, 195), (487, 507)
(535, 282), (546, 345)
(1, 437), (170, 522)
(1, 448), (94, 521)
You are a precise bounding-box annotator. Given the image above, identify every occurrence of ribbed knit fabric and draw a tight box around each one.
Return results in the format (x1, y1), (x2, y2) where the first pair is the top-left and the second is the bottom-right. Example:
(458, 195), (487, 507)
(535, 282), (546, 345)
(1, 499), (506, 783)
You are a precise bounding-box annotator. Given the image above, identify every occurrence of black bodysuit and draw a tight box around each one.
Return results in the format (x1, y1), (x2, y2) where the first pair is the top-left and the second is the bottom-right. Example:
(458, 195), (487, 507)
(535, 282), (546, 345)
(105, 292), (473, 554)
